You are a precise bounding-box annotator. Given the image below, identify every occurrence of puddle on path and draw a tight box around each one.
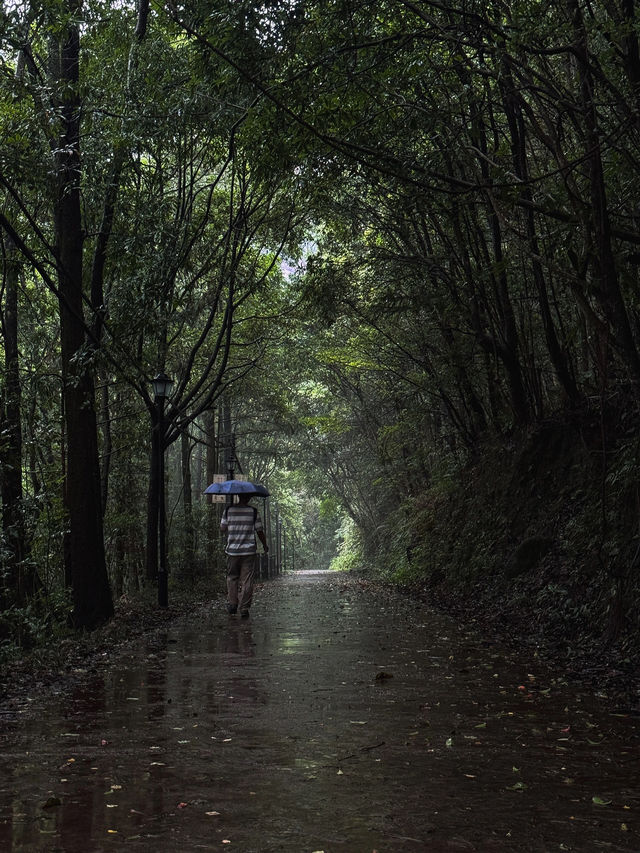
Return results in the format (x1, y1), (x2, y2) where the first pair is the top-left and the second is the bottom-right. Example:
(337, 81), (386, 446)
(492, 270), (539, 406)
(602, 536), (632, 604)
(1, 570), (639, 852)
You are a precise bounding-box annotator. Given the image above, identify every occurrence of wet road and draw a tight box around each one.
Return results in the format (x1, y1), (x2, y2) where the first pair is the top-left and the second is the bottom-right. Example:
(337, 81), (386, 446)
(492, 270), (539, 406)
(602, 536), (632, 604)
(1, 570), (639, 852)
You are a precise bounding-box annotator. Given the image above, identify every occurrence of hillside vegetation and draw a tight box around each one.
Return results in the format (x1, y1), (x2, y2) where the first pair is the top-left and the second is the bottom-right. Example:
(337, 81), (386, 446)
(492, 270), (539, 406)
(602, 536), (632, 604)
(370, 408), (640, 703)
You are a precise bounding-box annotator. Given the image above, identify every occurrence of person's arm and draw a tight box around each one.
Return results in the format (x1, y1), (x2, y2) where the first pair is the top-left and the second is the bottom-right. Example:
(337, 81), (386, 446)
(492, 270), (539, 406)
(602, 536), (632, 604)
(257, 529), (268, 552)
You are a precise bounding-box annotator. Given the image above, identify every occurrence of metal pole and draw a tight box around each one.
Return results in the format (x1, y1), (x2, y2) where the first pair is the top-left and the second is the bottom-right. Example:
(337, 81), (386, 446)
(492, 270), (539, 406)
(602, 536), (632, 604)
(157, 394), (168, 607)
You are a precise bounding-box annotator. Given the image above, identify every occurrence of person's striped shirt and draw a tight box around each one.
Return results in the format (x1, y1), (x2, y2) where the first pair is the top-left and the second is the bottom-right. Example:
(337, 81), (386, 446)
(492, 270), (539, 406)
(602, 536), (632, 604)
(220, 505), (263, 556)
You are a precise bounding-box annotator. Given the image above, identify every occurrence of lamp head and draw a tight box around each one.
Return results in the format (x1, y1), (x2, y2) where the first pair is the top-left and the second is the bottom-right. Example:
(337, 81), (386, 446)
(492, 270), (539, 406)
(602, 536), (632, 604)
(152, 372), (174, 399)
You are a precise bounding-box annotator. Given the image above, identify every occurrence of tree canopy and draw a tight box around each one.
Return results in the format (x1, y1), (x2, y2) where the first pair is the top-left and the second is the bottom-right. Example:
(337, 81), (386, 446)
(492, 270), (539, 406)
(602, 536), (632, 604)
(2, 0), (640, 651)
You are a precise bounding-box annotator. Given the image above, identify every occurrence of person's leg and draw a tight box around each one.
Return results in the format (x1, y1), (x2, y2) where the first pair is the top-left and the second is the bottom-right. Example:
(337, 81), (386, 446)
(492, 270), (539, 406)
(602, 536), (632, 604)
(238, 554), (256, 615)
(226, 556), (241, 613)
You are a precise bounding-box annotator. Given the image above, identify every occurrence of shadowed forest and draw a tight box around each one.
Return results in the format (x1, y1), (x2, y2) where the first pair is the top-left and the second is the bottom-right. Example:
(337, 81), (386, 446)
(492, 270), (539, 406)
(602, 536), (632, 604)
(2, 0), (640, 703)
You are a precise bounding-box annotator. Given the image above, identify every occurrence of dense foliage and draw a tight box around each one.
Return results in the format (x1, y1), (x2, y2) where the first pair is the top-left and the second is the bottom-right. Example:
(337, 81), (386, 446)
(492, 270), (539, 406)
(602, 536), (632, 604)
(2, 0), (640, 660)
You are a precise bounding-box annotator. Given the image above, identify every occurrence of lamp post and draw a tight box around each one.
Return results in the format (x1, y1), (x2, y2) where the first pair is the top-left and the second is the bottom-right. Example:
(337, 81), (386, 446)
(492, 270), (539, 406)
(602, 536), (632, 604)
(152, 372), (174, 607)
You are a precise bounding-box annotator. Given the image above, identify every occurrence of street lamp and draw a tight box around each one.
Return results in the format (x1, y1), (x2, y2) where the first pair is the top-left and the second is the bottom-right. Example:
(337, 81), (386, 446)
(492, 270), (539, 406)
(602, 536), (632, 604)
(152, 372), (174, 607)
(152, 372), (175, 400)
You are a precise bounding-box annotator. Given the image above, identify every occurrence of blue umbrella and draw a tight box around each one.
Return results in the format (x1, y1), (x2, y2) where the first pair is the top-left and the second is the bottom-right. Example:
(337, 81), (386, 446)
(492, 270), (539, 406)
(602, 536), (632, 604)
(204, 479), (270, 497)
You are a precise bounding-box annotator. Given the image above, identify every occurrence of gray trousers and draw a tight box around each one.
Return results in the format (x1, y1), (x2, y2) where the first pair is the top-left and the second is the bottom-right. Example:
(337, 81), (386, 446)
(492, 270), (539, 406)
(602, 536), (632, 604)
(226, 553), (256, 612)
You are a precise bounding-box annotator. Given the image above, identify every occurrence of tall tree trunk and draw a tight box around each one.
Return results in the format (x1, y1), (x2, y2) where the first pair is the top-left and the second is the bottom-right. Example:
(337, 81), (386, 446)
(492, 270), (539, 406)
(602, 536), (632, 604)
(222, 398), (234, 478)
(52, 1), (113, 628)
(98, 371), (112, 517)
(501, 68), (580, 407)
(474, 111), (529, 423)
(569, 0), (640, 384)
(0, 232), (32, 604)
(181, 430), (195, 579)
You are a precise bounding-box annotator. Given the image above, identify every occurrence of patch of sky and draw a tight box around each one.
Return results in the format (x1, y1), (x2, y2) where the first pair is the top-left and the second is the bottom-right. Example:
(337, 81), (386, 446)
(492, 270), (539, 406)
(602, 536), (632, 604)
(252, 0), (303, 49)
(280, 237), (315, 281)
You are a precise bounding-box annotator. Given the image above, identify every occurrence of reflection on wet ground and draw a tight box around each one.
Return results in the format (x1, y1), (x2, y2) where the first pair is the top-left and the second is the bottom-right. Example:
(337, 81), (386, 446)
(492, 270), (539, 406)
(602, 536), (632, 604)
(1, 570), (639, 851)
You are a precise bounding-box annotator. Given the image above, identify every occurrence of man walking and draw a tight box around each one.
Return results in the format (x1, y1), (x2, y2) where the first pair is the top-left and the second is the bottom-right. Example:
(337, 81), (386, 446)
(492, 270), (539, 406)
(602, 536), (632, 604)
(220, 494), (268, 617)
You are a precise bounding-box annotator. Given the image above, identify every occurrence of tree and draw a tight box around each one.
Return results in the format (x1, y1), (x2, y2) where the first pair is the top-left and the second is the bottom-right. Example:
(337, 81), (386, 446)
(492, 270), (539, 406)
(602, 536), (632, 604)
(0, 233), (31, 605)
(50, 0), (113, 627)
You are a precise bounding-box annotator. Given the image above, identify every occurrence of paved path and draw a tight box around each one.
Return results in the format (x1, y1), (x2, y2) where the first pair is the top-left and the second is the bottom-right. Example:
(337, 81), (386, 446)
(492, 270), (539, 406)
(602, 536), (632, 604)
(1, 570), (639, 852)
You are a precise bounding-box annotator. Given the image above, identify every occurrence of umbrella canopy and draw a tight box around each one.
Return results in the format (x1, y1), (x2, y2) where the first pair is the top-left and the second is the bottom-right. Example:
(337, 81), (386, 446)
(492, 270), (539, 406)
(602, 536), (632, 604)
(204, 479), (270, 497)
